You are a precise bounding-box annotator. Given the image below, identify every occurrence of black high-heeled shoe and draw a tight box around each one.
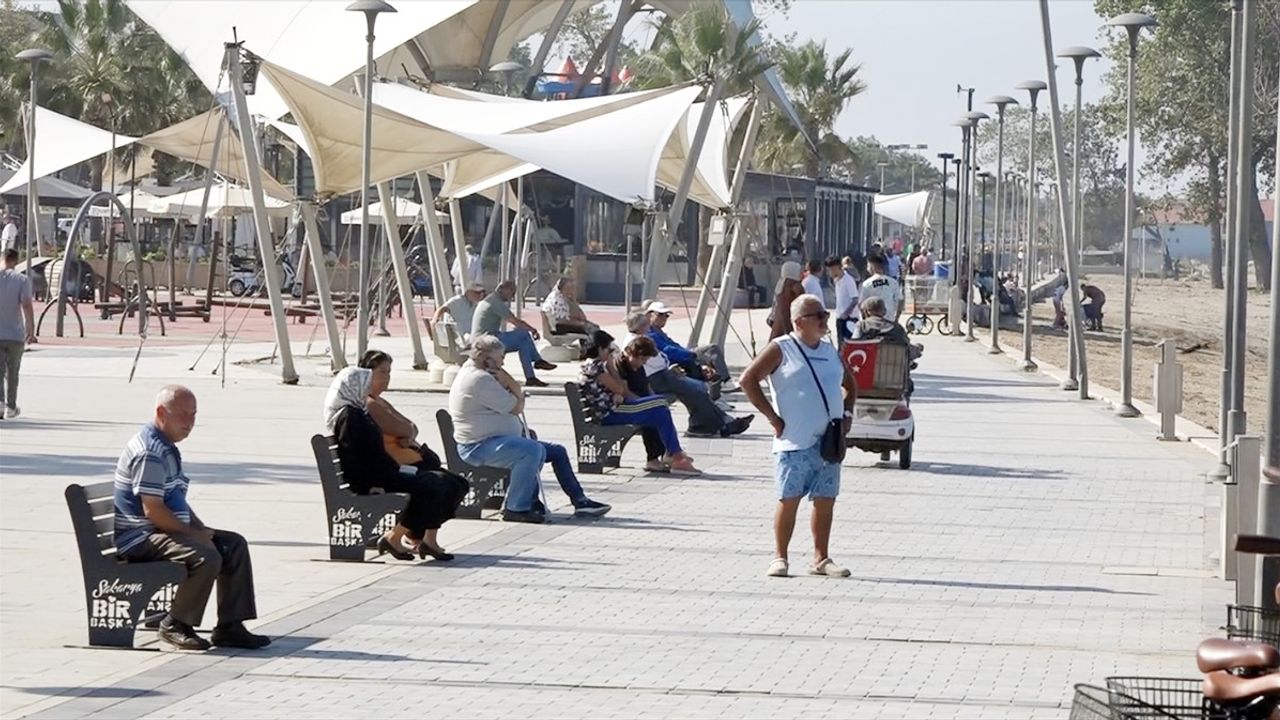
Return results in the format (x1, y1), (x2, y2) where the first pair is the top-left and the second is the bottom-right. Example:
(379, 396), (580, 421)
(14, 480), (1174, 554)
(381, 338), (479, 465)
(417, 543), (455, 562)
(377, 536), (415, 561)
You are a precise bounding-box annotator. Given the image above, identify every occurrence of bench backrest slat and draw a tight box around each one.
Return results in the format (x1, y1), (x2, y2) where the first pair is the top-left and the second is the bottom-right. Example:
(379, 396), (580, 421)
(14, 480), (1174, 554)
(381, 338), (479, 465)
(563, 381), (601, 426)
(310, 434), (356, 493)
(65, 482), (119, 562)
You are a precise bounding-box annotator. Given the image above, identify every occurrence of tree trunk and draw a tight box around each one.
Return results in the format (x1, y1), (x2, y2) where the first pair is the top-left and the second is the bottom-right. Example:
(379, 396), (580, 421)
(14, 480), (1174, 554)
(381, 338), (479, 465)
(1247, 165), (1273, 291)
(1206, 149), (1224, 288)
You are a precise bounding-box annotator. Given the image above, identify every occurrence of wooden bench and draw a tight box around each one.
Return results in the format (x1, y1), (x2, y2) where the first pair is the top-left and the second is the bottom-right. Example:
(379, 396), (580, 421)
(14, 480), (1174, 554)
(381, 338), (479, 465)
(310, 435), (408, 561)
(65, 482), (185, 648)
(564, 382), (643, 474)
(435, 409), (515, 518)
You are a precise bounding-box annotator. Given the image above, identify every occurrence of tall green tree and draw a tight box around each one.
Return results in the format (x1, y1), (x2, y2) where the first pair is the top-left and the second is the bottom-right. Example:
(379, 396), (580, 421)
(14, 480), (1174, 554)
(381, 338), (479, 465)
(754, 39), (866, 177)
(1094, 0), (1276, 290)
(632, 2), (773, 96)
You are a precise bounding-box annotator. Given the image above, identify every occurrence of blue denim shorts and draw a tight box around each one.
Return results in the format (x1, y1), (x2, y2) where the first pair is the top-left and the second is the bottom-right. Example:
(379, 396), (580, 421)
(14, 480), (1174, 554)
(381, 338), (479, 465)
(775, 443), (841, 500)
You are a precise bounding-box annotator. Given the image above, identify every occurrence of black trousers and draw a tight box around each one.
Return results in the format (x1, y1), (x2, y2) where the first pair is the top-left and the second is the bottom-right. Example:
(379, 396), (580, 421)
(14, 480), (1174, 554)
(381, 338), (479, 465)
(123, 529), (256, 628)
(360, 467), (469, 538)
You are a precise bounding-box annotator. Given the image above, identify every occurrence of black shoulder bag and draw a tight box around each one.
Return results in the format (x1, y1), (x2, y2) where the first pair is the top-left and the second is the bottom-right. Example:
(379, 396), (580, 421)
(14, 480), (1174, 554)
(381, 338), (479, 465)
(792, 337), (847, 463)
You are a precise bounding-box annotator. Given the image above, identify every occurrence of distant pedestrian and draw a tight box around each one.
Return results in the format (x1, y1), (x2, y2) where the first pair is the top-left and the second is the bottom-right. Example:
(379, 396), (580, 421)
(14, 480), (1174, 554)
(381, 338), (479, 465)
(825, 255), (859, 343)
(1081, 282), (1106, 331)
(801, 260), (825, 304)
(740, 293), (857, 579)
(0, 248), (36, 419)
(768, 261), (804, 341)
(1, 216), (18, 252)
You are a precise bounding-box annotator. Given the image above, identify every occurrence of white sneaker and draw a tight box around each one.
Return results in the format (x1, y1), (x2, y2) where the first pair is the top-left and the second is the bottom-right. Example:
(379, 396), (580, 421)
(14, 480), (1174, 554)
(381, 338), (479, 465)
(766, 558), (789, 577)
(3, 406), (19, 420)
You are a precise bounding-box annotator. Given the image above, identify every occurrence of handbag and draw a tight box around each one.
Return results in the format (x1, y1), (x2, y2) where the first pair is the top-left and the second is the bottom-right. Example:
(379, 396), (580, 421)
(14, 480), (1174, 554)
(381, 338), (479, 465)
(793, 337), (847, 464)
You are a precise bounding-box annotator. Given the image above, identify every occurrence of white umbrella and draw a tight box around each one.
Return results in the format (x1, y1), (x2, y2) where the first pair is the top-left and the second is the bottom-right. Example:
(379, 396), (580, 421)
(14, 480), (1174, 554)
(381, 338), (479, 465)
(148, 185), (290, 219)
(88, 189), (198, 220)
(339, 196), (449, 226)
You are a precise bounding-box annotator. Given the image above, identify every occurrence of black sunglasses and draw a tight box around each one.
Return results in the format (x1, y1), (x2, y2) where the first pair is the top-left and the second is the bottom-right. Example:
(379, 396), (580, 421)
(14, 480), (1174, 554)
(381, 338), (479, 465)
(800, 311), (830, 321)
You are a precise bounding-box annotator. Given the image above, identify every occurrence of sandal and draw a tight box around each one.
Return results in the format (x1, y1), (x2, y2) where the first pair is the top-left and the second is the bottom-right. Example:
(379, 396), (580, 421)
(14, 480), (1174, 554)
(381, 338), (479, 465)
(766, 558), (789, 577)
(668, 457), (702, 476)
(809, 558), (851, 577)
(643, 460), (670, 474)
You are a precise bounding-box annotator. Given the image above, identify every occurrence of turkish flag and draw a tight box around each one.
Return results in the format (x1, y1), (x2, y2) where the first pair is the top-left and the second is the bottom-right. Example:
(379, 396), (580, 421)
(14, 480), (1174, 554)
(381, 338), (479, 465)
(841, 341), (880, 392)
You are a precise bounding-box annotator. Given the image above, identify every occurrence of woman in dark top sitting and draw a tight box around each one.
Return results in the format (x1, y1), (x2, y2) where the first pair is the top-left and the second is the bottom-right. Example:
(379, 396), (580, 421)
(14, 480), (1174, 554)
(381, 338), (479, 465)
(322, 364), (468, 562)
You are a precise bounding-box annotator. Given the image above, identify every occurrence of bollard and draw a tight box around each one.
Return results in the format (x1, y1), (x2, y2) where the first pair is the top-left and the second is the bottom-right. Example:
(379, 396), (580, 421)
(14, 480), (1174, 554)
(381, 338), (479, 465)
(1152, 339), (1183, 441)
(1231, 435), (1262, 606)
(1223, 477), (1238, 581)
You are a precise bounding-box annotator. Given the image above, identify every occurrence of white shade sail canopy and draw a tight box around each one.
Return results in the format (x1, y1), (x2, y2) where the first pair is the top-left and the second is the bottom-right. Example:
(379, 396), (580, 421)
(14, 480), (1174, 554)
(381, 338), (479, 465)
(339, 197), (449, 226)
(138, 108), (295, 201)
(149, 184), (290, 219)
(0, 107), (136, 195)
(453, 85), (703, 205)
(874, 190), (933, 229)
(259, 60), (489, 197)
(656, 96), (750, 210)
(124, 0), (474, 122)
(88, 188), (198, 220)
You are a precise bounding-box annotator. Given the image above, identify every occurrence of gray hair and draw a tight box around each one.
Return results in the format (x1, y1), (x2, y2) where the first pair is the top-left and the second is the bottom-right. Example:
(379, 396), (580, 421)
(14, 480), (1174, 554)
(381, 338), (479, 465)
(790, 293), (824, 321)
(624, 311), (650, 333)
(469, 335), (506, 370)
(156, 384), (194, 409)
(860, 296), (886, 317)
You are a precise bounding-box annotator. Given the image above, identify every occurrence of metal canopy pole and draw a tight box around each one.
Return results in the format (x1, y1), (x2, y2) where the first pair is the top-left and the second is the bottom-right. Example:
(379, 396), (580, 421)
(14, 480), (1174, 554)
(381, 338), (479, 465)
(707, 101), (765, 351)
(1259, 77), (1280, 611)
(300, 200), (346, 371)
(447, 198), (469, 288)
(226, 43), (297, 384)
(413, 170), (453, 307)
(1212, 2), (1244, 482)
(641, 79), (725, 302)
(187, 116), (225, 291)
(691, 97), (762, 347)
(374, 181), (428, 369)
(1227, 1), (1254, 445)
(523, 0), (574, 98)
(1035, 0), (1087, 391)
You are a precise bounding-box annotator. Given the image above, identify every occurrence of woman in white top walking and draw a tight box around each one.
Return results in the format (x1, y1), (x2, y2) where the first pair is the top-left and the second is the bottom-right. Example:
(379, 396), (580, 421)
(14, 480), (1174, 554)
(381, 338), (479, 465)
(740, 293), (857, 578)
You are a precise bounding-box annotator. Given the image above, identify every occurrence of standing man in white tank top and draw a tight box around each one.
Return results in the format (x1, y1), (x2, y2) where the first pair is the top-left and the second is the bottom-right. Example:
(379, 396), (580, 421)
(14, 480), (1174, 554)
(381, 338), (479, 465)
(739, 293), (857, 578)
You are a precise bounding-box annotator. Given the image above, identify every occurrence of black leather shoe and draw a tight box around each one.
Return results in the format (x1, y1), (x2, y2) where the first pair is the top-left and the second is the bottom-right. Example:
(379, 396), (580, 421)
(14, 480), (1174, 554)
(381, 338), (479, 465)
(377, 535), (415, 561)
(502, 508), (547, 524)
(211, 622), (271, 649)
(418, 543), (455, 561)
(158, 618), (211, 651)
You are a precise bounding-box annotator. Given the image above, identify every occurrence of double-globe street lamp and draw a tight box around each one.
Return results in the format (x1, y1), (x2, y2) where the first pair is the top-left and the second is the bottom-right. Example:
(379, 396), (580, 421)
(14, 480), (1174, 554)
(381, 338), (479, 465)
(985, 96), (1018, 354)
(937, 152), (954, 261)
(1056, 45), (1101, 397)
(950, 116), (977, 336)
(1106, 12), (1157, 418)
(1014, 80), (1048, 371)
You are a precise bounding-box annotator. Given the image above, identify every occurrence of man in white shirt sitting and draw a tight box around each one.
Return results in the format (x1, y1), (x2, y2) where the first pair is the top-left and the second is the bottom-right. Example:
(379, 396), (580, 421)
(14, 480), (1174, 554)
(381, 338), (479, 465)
(430, 282), (485, 346)
(540, 277), (598, 336)
(825, 256), (859, 343)
(860, 254), (902, 322)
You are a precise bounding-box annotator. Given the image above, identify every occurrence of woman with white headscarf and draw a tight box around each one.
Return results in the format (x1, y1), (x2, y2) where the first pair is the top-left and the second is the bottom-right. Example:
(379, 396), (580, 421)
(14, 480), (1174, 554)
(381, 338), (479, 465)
(768, 261), (805, 341)
(323, 366), (468, 561)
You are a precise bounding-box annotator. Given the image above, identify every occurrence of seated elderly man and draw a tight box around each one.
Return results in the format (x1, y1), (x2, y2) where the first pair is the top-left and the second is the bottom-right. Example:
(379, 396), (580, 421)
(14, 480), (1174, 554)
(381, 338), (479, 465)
(448, 336), (611, 523)
(430, 282), (486, 346)
(644, 301), (736, 393)
(472, 280), (556, 387)
(114, 385), (269, 651)
(540, 276), (599, 336)
(624, 311), (750, 438)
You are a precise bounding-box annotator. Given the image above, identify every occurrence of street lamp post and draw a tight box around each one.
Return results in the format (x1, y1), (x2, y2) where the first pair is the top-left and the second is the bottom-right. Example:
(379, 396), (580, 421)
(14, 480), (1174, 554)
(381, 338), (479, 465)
(1057, 45), (1101, 396)
(16, 48), (52, 261)
(937, 152), (953, 260)
(346, 0), (397, 361)
(950, 119), (975, 337)
(963, 111), (989, 343)
(1107, 12), (1157, 417)
(978, 172), (991, 284)
(1226, 1), (1253, 450)
(877, 160), (890, 242)
(951, 157), (962, 265)
(1015, 80), (1047, 371)
(986, 96), (1018, 354)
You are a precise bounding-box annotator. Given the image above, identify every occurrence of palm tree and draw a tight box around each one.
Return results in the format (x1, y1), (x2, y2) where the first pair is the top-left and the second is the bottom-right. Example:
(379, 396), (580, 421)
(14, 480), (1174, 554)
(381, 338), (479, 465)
(633, 3), (774, 98)
(755, 40), (866, 177)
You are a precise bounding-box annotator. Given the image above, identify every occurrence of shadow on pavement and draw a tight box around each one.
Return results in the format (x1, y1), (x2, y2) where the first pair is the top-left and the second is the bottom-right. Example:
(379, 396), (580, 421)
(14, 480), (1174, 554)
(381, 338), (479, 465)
(857, 576), (1153, 595)
(8, 686), (162, 699)
(913, 373), (1060, 390)
(0, 454), (313, 486)
(906, 461), (1067, 480)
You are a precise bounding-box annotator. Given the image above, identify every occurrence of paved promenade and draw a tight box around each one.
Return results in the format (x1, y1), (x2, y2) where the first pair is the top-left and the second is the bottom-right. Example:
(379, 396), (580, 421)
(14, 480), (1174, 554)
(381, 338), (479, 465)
(0, 306), (1228, 719)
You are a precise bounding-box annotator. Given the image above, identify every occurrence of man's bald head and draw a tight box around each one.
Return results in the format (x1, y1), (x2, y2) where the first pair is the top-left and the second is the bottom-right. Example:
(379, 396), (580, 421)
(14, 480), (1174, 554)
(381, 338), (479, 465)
(155, 385), (197, 443)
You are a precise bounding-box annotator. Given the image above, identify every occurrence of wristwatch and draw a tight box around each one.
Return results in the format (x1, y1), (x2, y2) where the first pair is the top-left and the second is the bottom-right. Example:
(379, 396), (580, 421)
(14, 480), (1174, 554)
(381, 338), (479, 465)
(842, 410), (854, 419)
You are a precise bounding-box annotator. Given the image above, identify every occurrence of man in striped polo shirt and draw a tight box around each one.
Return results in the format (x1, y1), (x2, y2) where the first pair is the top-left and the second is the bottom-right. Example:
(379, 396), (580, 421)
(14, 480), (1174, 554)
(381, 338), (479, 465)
(113, 385), (269, 651)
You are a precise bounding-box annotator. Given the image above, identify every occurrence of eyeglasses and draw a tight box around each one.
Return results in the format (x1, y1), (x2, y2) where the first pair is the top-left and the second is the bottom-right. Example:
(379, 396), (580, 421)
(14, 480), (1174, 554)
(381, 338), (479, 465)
(800, 311), (830, 321)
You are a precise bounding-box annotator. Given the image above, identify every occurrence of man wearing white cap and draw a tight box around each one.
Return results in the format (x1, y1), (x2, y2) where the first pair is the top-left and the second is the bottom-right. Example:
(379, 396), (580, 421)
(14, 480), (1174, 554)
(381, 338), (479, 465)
(644, 301), (734, 393)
